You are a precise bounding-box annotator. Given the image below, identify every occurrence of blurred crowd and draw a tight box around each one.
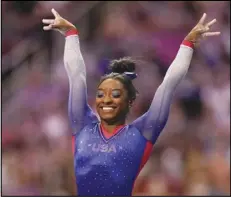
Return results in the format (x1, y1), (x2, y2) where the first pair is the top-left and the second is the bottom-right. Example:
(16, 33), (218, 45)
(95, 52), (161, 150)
(2, 1), (230, 196)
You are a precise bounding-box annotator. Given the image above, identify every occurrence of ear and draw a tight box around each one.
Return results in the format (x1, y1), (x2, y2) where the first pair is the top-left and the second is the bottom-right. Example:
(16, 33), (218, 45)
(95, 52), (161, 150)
(128, 100), (133, 108)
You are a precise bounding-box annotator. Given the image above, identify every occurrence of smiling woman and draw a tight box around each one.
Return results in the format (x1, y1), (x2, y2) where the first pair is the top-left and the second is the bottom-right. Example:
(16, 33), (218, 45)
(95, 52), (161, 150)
(96, 58), (138, 132)
(42, 9), (220, 196)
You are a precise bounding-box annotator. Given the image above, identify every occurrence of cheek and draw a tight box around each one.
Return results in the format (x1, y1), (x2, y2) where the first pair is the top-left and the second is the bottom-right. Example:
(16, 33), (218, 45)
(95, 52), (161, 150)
(95, 98), (101, 105)
(116, 99), (129, 111)
(95, 99), (101, 113)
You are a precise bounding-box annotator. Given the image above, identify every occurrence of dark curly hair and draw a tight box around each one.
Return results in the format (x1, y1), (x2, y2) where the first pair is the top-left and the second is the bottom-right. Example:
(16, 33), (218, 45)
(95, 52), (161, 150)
(98, 57), (138, 102)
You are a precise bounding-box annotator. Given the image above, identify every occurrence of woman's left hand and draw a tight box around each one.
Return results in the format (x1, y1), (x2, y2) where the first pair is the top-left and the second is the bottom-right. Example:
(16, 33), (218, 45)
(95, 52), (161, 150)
(185, 13), (220, 46)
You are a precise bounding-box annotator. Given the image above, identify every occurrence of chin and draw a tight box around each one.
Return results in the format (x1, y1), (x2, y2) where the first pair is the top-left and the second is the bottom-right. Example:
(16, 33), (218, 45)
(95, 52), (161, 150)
(100, 115), (117, 124)
(100, 113), (127, 125)
(97, 108), (127, 124)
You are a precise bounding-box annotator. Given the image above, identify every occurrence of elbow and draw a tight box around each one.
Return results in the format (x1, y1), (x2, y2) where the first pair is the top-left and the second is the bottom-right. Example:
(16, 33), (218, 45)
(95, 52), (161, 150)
(163, 73), (185, 90)
(64, 56), (84, 67)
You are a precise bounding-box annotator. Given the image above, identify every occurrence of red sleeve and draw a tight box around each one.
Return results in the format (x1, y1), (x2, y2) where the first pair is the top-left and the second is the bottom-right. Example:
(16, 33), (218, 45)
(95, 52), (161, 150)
(182, 40), (194, 49)
(65, 28), (79, 37)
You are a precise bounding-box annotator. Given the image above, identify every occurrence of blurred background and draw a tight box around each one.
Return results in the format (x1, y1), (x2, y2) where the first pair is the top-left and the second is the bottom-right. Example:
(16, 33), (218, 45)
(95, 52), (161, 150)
(2, 1), (230, 196)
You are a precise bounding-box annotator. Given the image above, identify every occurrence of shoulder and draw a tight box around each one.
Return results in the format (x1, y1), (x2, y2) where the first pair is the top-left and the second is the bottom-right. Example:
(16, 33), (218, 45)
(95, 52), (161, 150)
(126, 124), (148, 141)
(73, 122), (99, 137)
(127, 123), (154, 145)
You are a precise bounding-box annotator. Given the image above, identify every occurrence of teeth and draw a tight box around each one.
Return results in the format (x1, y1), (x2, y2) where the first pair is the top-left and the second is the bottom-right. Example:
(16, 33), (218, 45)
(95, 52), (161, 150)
(102, 107), (114, 112)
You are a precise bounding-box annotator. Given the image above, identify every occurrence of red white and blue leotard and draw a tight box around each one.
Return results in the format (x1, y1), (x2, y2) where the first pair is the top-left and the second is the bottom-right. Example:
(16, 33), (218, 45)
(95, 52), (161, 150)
(64, 30), (194, 196)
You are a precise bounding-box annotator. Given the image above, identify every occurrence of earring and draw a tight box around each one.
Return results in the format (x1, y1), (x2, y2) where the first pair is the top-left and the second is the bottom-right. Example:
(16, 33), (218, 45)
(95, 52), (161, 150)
(129, 101), (133, 108)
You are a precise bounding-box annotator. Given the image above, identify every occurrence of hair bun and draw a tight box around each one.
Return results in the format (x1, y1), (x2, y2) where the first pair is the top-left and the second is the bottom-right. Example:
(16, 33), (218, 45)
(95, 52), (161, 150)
(109, 57), (136, 74)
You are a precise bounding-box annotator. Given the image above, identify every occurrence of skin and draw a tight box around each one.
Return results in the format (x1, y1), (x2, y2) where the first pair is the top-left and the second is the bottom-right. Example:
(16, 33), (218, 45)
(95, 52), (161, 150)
(96, 78), (132, 133)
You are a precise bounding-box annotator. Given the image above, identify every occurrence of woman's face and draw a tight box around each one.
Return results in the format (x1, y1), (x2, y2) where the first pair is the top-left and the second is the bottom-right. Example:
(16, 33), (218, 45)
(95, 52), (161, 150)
(96, 78), (129, 124)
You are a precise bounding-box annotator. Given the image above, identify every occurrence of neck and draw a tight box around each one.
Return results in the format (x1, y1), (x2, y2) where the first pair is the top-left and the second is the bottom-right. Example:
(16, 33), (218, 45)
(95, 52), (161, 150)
(101, 119), (126, 133)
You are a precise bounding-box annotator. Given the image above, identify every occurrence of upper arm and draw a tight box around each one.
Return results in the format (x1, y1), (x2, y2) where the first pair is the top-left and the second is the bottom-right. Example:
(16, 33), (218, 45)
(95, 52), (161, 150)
(131, 81), (174, 144)
(131, 42), (194, 143)
(68, 77), (98, 133)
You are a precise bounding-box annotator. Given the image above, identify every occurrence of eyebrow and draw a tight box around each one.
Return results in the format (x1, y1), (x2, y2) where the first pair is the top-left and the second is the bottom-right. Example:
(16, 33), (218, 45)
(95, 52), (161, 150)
(97, 88), (122, 91)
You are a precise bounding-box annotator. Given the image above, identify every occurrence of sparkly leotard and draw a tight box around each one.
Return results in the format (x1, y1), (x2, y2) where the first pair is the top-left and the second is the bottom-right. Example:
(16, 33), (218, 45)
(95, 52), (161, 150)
(64, 30), (193, 196)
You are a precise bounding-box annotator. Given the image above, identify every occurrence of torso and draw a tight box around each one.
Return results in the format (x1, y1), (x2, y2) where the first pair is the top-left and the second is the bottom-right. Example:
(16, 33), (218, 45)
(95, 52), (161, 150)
(73, 123), (152, 196)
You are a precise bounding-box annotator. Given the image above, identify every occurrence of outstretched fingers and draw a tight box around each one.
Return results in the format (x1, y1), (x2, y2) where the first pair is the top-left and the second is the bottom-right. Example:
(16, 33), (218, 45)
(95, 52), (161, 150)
(198, 13), (207, 25)
(42, 8), (65, 32)
(206, 19), (217, 28)
(42, 19), (54, 25)
(51, 8), (60, 18)
(203, 32), (221, 37)
(42, 18), (54, 31)
(197, 15), (219, 35)
(43, 25), (53, 31)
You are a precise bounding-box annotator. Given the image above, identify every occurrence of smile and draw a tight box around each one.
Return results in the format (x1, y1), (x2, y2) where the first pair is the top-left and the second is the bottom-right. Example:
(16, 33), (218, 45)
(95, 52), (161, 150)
(100, 106), (116, 112)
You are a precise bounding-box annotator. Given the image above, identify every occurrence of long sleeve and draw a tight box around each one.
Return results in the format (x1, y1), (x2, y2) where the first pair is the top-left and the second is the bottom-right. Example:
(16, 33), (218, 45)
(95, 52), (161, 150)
(64, 32), (98, 134)
(131, 41), (194, 144)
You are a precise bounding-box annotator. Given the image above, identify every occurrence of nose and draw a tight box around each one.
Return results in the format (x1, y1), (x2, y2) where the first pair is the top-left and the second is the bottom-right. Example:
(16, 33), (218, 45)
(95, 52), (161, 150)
(103, 94), (113, 104)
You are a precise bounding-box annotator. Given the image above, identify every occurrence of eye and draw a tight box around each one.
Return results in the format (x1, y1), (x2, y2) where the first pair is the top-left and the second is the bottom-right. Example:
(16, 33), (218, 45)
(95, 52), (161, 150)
(96, 90), (104, 98)
(112, 90), (121, 98)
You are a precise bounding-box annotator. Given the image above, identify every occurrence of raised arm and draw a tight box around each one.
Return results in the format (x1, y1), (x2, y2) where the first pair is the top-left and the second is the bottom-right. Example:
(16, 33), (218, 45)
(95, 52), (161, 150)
(131, 13), (220, 144)
(64, 30), (98, 132)
(42, 9), (98, 134)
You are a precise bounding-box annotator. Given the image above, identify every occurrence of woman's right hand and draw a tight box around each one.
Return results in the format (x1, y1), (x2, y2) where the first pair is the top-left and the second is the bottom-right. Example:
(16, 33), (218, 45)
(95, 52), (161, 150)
(42, 8), (76, 35)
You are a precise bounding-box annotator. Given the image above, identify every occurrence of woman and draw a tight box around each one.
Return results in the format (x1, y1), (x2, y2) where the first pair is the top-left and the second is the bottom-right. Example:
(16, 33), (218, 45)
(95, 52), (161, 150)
(42, 9), (220, 196)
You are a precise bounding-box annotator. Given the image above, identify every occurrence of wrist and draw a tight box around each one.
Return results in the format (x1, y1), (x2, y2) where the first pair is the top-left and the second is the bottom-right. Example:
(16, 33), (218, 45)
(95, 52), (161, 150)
(182, 40), (194, 49)
(65, 28), (78, 37)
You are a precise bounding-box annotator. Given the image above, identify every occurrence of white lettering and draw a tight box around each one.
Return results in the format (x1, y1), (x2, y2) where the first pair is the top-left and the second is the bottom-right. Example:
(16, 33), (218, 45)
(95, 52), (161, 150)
(91, 143), (117, 153)
(92, 143), (99, 152)
(101, 144), (108, 152)
(108, 145), (116, 153)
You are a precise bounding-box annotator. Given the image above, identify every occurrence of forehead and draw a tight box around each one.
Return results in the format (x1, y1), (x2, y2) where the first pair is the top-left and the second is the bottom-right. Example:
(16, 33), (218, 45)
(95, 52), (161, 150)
(98, 78), (124, 90)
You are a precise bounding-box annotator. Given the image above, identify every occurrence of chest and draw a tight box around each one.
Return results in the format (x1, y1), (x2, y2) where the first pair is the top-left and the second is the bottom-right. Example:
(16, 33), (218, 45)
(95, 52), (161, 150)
(73, 124), (147, 168)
